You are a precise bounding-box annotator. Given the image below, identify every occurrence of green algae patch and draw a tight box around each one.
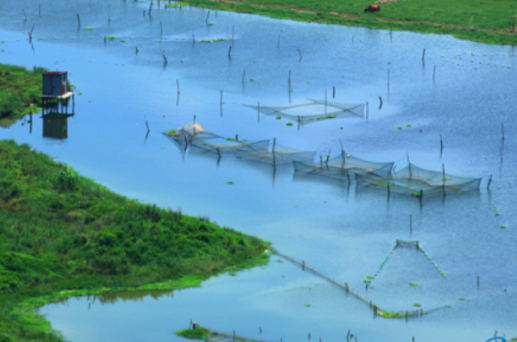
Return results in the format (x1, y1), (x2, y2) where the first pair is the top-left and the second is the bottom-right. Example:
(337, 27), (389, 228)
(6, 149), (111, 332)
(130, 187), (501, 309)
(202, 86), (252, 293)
(105, 36), (116, 40)
(176, 328), (212, 340)
(409, 282), (418, 286)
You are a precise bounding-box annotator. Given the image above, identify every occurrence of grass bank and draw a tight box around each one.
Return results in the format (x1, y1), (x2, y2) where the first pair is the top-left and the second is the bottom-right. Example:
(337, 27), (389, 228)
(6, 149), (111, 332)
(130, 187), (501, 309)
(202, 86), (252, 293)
(0, 64), (46, 128)
(0, 138), (270, 342)
(181, 0), (517, 45)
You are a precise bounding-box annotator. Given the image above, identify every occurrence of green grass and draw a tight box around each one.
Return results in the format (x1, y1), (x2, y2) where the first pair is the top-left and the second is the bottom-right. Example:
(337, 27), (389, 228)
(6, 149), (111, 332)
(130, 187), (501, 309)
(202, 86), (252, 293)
(0, 64), (47, 127)
(182, 0), (517, 45)
(166, 2), (189, 8)
(0, 139), (270, 342)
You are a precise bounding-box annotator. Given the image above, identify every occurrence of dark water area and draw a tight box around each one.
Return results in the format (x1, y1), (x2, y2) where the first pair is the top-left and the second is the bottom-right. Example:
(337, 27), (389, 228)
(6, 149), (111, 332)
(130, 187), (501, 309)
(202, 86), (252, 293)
(1, 0), (517, 341)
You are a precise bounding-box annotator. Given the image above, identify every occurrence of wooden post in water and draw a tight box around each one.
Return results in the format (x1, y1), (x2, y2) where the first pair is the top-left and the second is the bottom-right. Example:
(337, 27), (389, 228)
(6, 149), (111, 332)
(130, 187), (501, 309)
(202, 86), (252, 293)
(333, 86), (336, 98)
(366, 101), (369, 120)
(410, 215), (412, 237)
(228, 46), (232, 58)
(176, 79), (180, 95)
(442, 163), (446, 196)
(419, 189), (423, 207)
(477, 276), (480, 288)
(108, 5), (111, 23)
(272, 137), (276, 169)
(162, 51), (168, 65)
(77, 13), (81, 27)
(422, 48), (426, 64)
(149, 1), (153, 16)
(487, 174), (492, 191)
(298, 49), (303, 60)
(379, 96), (383, 110)
(205, 10), (210, 24)
(501, 123), (505, 141)
(220, 90), (223, 106)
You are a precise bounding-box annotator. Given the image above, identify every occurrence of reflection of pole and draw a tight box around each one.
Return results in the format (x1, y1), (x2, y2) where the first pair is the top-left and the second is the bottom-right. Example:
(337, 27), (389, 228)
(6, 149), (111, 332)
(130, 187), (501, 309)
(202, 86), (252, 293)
(272, 137), (276, 169)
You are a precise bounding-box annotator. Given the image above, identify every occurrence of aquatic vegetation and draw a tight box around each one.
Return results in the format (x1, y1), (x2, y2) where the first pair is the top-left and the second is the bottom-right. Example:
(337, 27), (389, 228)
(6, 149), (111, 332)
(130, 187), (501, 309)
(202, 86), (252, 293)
(379, 311), (414, 318)
(165, 129), (177, 136)
(226, 137), (236, 141)
(315, 115), (337, 120)
(276, 116), (281, 120)
(413, 303), (421, 307)
(445, 304), (452, 308)
(105, 36), (116, 40)
(176, 328), (212, 340)
(409, 282), (418, 286)
(226, 181), (234, 184)
(249, 78), (255, 82)
(276, 259), (284, 263)
(459, 297), (465, 301)
(208, 23), (215, 26)
(286, 122), (293, 126)
(397, 126), (402, 130)
(199, 38), (227, 43)
(85, 27), (93, 30)
(305, 303), (311, 307)
(500, 225), (506, 229)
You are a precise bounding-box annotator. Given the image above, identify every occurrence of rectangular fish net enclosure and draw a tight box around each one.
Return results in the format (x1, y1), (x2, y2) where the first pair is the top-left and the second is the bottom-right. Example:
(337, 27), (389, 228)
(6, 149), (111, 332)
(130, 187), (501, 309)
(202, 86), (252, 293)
(236, 138), (316, 167)
(355, 162), (481, 197)
(294, 151), (394, 182)
(245, 99), (365, 124)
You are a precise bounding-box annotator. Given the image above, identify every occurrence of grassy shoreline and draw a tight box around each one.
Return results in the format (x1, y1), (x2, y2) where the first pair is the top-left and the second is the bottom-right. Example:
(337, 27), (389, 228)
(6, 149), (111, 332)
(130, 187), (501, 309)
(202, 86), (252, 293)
(0, 64), (46, 128)
(181, 0), (517, 45)
(0, 138), (270, 342)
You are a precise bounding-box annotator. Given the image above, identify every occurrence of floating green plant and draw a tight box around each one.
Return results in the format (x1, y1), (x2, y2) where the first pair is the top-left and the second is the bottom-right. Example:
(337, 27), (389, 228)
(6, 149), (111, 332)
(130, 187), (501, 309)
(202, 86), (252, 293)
(458, 297), (464, 301)
(176, 328), (212, 340)
(409, 282), (418, 286)
(229, 272), (237, 276)
(445, 304), (452, 308)
(406, 124), (411, 127)
(78, 93), (83, 96)
(200, 38), (227, 43)
(500, 225), (506, 229)
(413, 303), (421, 307)
(226, 137), (236, 141)
(305, 303), (311, 307)
(85, 27), (93, 30)
(249, 78), (255, 82)
(208, 23), (214, 26)
(367, 276), (374, 280)
(495, 212), (501, 216)
(165, 129), (177, 136)
(316, 115), (337, 120)
(105, 36), (116, 40)
(276, 259), (284, 263)
(286, 122), (293, 126)
(226, 181), (234, 184)
(370, 286), (375, 289)
(397, 126), (402, 130)
(379, 311), (414, 319)
(275, 116), (281, 120)
(363, 279), (371, 283)
(120, 40), (126, 42)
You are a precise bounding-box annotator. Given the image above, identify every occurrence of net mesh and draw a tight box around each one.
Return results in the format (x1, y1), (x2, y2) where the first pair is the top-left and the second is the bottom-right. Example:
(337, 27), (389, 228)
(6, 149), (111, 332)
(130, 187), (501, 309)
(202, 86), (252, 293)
(364, 240), (447, 286)
(245, 99), (365, 123)
(355, 162), (481, 196)
(294, 152), (394, 181)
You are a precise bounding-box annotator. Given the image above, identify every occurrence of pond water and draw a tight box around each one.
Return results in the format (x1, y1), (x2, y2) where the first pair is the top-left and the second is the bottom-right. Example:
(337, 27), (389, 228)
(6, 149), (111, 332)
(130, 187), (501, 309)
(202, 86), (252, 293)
(1, 0), (517, 341)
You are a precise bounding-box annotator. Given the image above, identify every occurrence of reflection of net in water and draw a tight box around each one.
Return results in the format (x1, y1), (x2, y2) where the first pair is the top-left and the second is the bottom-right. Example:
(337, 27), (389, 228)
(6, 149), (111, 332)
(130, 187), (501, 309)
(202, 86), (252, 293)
(365, 240), (447, 286)
(294, 152), (394, 181)
(355, 163), (481, 197)
(245, 99), (365, 123)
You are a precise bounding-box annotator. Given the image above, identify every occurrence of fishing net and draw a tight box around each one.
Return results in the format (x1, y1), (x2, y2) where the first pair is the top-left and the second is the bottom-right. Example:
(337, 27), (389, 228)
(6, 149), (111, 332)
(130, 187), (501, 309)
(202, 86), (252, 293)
(294, 152), (394, 181)
(166, 121), (220, 142)
(245, 99), (365, 124)
(355, 162), (481, 197)
(236, 140), (316, 166)
(364, 240), (447, 286)
(189, 136), (271, 156)
(189, 324), (278, 342)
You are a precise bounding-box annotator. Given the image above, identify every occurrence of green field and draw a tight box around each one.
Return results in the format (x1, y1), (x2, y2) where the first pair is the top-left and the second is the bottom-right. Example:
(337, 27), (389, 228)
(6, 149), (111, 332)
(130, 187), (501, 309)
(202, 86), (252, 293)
(0, 138), (269, 342)
(184, 0), (517, 44)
